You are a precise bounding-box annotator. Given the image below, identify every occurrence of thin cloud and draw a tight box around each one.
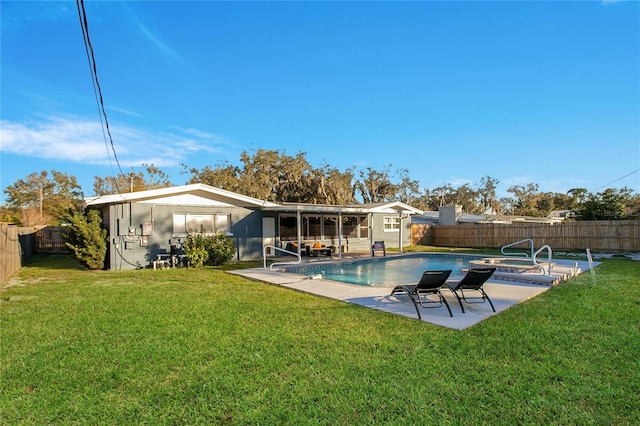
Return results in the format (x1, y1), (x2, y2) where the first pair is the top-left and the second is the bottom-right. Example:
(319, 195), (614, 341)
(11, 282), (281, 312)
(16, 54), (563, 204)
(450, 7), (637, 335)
(107, 105), (143, 117)
(170, 126), (239, 151)
(0, 116), (234, 168)
(137, 23), (183, 62)
(177, 127), (217, 139)
(1, 119), (109, 163)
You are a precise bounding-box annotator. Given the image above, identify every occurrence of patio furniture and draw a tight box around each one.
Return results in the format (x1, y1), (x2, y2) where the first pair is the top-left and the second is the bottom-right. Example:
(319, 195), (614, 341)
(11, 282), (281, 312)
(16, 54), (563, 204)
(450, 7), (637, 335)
(285, 241), (306, 255)
(446, 268), (497, 313)
(371, 241), (386, 256)
(310, 242), (333, 257)
(390, 270), (453, 318)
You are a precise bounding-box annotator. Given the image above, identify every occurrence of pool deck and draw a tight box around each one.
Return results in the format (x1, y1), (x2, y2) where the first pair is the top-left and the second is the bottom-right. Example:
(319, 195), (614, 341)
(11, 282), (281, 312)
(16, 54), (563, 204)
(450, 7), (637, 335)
(228, 253), (596, 330)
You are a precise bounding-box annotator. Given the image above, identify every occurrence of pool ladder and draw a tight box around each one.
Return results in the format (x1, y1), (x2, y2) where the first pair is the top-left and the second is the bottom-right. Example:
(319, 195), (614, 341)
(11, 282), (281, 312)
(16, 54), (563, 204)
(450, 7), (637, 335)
(501, 239), (553, 276)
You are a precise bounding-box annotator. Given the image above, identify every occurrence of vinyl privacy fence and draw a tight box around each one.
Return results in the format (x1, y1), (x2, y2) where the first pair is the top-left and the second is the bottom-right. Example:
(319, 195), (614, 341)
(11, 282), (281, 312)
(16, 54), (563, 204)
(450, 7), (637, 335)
(411, 220), (640, 252)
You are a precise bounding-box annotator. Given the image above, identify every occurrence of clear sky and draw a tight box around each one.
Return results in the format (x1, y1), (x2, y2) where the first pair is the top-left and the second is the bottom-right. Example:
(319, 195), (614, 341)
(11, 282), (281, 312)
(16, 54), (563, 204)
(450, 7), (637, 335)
(1, 0), (639, 203)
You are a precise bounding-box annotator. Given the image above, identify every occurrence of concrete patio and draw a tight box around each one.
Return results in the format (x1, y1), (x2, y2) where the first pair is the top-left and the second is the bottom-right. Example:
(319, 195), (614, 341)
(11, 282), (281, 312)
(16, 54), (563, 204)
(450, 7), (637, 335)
(228, 256), (595, 330)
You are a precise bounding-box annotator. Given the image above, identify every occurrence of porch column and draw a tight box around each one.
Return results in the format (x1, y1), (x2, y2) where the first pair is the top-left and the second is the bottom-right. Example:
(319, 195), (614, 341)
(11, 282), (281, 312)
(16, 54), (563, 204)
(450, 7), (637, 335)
(296, 210), (302, 256)
(338, 212), (343, 259)
(368, 212), (373, 256)
(398, 210), (403, 253)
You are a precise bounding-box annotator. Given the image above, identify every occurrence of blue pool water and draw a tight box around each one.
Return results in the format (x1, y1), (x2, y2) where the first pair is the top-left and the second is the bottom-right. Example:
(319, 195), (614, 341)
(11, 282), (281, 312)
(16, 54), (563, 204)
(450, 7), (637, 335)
(287, 254), (481, 287)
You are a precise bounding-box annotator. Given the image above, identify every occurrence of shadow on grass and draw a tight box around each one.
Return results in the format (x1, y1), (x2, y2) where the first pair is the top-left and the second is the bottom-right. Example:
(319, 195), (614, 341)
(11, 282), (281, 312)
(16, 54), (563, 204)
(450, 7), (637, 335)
(26, 254), (87, 270)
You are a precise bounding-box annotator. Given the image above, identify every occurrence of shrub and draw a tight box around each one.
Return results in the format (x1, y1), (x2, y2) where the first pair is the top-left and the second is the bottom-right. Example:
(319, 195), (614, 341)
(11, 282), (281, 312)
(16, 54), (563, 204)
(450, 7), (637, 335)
(206, 232), (236, 266)
(184, 226), (236, 267)
(63, 209), (107, 270)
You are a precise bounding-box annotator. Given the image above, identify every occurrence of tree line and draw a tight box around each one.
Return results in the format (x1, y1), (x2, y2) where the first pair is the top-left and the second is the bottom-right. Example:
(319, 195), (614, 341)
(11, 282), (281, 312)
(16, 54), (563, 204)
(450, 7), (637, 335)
(2, 149), (639, 226)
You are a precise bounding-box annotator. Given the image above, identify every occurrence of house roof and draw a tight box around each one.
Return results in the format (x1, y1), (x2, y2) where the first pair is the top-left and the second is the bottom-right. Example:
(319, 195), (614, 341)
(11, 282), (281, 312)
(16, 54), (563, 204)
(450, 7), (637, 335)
(84, 183), (280, 209)
(263, 201), (423, 215)
(84, 184), (424, 215)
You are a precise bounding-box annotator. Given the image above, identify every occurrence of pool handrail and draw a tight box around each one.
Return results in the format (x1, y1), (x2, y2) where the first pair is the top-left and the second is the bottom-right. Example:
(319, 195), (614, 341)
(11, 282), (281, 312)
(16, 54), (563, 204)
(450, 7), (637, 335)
(263, 245), (302, 270)
(533, 244), (553, 276)
(501, 238), (535, 258)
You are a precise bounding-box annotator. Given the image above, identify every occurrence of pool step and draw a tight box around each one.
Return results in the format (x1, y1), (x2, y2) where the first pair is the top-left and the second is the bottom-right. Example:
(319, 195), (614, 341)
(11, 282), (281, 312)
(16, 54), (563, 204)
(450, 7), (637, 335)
(492, 266), (582, 286)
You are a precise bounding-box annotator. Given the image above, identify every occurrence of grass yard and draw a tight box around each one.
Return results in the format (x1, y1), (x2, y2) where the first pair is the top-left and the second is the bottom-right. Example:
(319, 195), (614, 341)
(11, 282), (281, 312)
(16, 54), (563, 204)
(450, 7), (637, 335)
(1, 254), (639, 424)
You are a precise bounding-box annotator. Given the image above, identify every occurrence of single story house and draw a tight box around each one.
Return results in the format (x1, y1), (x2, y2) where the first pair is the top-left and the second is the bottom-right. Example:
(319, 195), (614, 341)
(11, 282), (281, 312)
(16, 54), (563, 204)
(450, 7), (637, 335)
(84, 184), (423, 270)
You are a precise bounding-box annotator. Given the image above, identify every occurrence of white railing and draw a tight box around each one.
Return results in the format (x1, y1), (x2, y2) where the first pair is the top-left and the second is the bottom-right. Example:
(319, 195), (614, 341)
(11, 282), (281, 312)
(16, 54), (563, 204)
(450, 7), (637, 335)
(501, 239), (553, 276)
(533, 244), (553, 276)
(501, 238), (535, 258)
(263, 245), (302, 270)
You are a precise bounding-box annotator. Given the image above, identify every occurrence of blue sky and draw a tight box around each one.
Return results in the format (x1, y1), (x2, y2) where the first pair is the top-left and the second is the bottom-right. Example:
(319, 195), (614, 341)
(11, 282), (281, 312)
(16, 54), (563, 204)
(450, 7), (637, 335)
(1, 0), (639, 203)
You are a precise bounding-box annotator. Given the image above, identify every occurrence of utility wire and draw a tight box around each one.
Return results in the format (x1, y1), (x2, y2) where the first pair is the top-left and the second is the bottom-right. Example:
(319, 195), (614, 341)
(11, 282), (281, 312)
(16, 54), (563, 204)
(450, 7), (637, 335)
(75, 0), (124, 194)
(592, 168), (640, 192)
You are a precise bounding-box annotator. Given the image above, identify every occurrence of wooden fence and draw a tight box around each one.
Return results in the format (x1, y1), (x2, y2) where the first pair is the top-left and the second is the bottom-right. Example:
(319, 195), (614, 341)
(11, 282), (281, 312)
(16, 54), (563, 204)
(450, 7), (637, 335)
(36, 226), (69, 253)
(1, 225), (70, 285)
(1, 224), (36, 285)
(411, 220), (640, 252)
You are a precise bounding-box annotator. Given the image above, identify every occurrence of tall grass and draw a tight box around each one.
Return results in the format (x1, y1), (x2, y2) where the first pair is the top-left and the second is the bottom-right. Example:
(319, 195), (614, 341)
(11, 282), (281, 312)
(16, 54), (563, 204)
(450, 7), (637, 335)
(1, 254), (638, 424)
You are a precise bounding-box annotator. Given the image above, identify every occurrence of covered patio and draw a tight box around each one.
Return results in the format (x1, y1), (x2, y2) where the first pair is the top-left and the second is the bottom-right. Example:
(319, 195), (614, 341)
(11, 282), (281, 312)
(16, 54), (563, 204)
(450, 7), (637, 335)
(262, 202), (423, 260)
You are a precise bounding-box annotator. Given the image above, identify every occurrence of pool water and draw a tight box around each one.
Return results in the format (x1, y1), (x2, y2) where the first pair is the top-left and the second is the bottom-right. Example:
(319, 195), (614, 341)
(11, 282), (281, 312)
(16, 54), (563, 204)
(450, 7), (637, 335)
(290, 254), (477, 287)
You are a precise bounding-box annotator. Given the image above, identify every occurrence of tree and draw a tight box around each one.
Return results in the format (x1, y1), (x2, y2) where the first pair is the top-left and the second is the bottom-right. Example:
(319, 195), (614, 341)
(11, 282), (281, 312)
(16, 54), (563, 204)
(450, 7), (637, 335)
(395, 168), (421, 205)
(185, 149), (357, 204)
(183, 161), (241, 192)
(577, 188), (635, 220)
(3, 170), (83, 226)
(355, 165), (396, 203)
(313, 164), (357, 205)
(63, 208), (107, 270)
(477, 176), (501, 214)
(93, 163), (171, 195)
(507, 183), (541, 216)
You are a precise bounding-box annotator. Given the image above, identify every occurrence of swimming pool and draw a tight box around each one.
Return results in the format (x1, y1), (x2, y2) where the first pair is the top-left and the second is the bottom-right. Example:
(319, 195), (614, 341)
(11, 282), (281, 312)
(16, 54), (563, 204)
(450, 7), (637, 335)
(285, 254), (484, 287)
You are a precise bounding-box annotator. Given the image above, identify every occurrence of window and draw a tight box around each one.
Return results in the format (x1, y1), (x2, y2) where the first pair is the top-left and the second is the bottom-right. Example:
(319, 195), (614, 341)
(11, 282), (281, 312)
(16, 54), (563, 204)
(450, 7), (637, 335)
(323, 216), (338, 238)
(279, 215), (297, 240)
(173, 213), (231, 237)
(343, 215), (368, 239)
(304, 216), (322, 239)
(342, 216), (359, 238)
(280, 214), (370, 240)
(215, 215), (231, 234)
(360, 216), (369, 238)
(383, 216), (400, 232)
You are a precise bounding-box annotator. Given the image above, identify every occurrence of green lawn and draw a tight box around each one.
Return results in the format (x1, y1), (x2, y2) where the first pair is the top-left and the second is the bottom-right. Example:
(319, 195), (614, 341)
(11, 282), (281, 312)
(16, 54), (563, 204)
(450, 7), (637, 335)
(1, 254), (638, 424)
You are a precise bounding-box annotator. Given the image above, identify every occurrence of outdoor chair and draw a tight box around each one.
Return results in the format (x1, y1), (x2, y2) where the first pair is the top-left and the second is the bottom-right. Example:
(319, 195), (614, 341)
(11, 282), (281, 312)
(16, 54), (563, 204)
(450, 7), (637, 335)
(311, 242), (333, 257)
(446, 268), (497, 313)
(371, 241), (386, 256)
(390, 270), (453, 318)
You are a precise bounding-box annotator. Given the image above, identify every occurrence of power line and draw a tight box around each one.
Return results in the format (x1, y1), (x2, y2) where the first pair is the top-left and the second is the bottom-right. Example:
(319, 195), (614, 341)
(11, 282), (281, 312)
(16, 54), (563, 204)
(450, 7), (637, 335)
(75, 0), (124, 194)
(592, 168), (640, 192)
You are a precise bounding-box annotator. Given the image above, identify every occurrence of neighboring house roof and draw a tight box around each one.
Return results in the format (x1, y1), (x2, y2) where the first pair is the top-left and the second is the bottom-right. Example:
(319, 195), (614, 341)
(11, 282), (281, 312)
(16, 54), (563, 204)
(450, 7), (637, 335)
(548, 210), (574, 219)
(413, 211), (563, 225)
(84, 183), (280, 209)
(413, 211), (488, 224)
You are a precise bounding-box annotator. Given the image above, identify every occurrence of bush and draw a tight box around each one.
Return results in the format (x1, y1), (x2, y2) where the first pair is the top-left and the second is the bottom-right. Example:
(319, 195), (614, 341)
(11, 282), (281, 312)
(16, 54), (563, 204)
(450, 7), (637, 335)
(206, 232), (236, 266)
(63, 209), (107, 270)
(184, 226), (236, 267)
